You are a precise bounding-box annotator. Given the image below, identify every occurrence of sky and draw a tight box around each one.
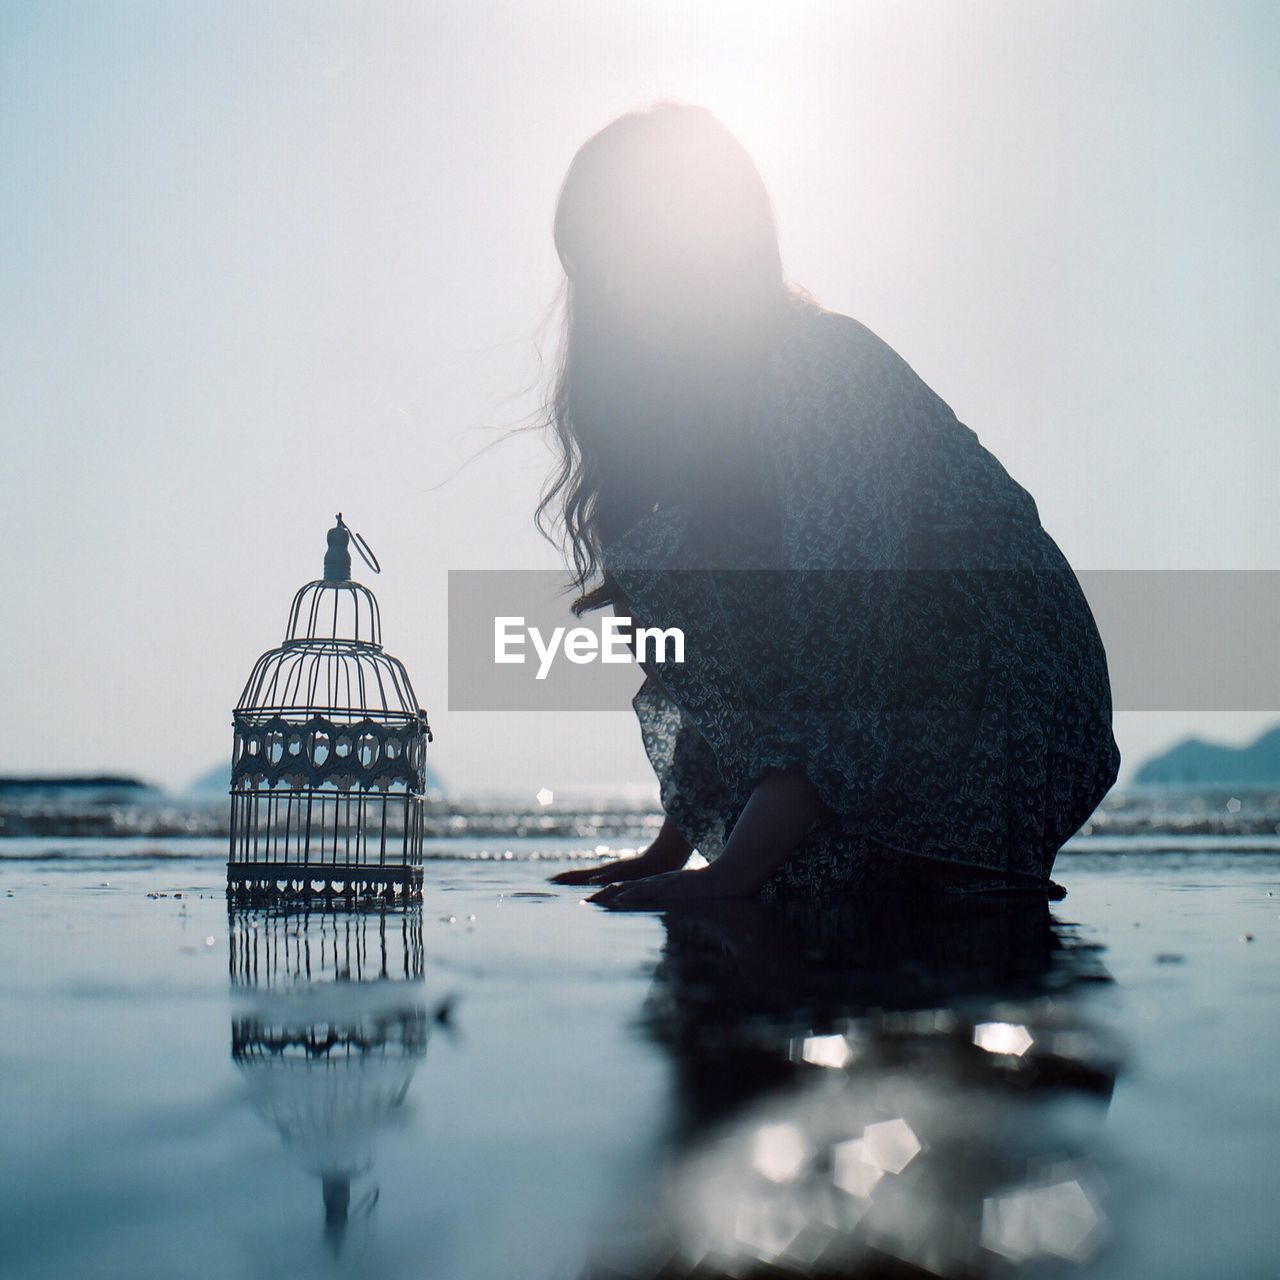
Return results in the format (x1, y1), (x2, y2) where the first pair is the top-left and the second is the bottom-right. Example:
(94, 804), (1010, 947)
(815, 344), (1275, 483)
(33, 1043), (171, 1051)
(2, 0), (1277, 800)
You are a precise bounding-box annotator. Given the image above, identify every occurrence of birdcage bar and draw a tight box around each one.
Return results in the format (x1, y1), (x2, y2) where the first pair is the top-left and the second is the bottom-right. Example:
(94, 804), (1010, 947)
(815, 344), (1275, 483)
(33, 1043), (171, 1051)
(230, 784), (423, 889)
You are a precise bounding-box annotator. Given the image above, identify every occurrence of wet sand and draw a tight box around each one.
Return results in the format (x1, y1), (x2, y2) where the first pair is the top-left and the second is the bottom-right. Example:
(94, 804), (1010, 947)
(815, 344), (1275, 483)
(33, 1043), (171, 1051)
(1, 843), (1278, 1278)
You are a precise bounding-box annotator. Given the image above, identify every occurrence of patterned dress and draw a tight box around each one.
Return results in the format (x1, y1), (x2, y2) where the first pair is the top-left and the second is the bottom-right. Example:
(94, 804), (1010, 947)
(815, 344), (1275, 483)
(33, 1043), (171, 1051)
(601, 293), (1121, 900)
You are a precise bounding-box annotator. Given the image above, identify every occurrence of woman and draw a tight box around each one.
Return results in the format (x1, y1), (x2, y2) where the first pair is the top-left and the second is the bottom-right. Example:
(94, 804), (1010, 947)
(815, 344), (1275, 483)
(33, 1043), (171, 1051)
(543, 102), (1120, 907)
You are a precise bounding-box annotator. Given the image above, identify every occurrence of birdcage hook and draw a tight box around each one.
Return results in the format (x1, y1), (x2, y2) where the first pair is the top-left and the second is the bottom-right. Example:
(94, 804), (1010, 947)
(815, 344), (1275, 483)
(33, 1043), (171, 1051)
(336, 513), (381, 575)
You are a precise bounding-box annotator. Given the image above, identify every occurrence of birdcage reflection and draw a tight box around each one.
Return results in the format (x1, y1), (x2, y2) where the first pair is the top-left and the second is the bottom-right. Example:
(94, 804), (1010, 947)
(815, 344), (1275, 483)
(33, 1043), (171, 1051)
(228, 517), (432, 904)
(228, 904), (438, 1254)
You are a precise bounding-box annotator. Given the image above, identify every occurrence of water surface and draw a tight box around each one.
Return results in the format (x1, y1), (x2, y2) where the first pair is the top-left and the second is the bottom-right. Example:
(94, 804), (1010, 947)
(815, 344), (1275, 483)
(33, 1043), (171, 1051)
(1, 840), (1277, 1278)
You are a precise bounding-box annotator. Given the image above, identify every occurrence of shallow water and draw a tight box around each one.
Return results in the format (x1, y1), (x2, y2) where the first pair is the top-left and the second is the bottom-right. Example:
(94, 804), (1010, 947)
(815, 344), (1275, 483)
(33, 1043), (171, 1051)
(1, 840), (1277, 1279)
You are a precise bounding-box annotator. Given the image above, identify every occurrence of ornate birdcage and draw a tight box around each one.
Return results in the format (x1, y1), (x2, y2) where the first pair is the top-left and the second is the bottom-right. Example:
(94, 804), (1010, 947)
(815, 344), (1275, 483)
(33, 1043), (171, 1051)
(228, 516), (432, 904)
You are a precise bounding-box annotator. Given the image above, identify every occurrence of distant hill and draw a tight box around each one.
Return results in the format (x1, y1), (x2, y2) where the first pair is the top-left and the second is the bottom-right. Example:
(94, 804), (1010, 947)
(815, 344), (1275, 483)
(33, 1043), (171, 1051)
(1134, 726), (1280, 787)
(0, 775), (164, 804)
(186, 763), (235, 798)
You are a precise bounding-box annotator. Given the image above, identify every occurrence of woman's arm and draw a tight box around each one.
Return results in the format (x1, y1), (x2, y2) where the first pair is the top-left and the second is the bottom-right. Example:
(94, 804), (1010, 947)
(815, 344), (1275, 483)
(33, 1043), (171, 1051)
(705, 768), (826, 892)
(549, 814), (693, 886)
(588, 768), (824, 906)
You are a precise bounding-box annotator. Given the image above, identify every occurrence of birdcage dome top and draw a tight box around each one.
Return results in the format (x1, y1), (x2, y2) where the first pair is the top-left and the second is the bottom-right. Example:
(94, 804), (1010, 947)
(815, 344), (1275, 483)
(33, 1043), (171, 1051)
(286, 579), (382, 646)
(233, 516), (428, 726)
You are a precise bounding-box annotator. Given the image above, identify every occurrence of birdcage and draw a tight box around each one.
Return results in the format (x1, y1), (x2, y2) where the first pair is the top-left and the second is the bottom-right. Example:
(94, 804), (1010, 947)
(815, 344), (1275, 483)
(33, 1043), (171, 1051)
(228, 516), (432, 904)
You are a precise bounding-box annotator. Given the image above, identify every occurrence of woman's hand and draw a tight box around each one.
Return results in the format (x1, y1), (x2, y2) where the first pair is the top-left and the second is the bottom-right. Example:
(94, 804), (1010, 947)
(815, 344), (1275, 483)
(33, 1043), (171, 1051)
(587, 862), (754, 909)
(548, 815), (693, 887)
(548, 849), (671, 887)
(585, 768), (825, 909)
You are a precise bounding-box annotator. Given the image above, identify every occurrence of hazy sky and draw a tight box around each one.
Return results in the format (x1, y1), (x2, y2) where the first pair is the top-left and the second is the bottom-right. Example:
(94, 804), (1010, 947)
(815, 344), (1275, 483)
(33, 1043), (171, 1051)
(2, 1), (1277, 799)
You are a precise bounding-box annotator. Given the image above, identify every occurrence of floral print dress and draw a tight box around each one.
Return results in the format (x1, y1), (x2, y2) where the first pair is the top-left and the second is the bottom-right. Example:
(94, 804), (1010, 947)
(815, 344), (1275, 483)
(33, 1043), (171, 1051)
(601, 294), (1121, 900)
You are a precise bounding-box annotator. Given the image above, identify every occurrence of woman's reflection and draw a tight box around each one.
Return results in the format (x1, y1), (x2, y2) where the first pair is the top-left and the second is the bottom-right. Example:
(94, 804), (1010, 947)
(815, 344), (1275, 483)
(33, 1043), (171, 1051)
(228, 905), (447, 1255)
(588, 894), (1121, 1279)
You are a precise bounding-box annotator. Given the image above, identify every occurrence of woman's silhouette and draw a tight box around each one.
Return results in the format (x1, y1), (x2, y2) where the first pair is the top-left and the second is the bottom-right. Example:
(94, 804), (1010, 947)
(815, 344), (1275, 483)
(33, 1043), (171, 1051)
(543, 102), (1121, 906)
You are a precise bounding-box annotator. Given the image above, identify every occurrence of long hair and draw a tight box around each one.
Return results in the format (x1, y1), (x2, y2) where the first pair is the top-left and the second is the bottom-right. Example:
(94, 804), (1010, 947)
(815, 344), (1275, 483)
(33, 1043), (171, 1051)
(539, 102), (802, 614)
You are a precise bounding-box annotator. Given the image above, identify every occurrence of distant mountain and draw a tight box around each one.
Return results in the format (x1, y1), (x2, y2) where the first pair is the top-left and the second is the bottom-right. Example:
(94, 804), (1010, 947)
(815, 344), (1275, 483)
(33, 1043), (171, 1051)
(186, 763), (234, 798)
(1133, 726), (1280, 787)
(0, 775), (164, 804)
